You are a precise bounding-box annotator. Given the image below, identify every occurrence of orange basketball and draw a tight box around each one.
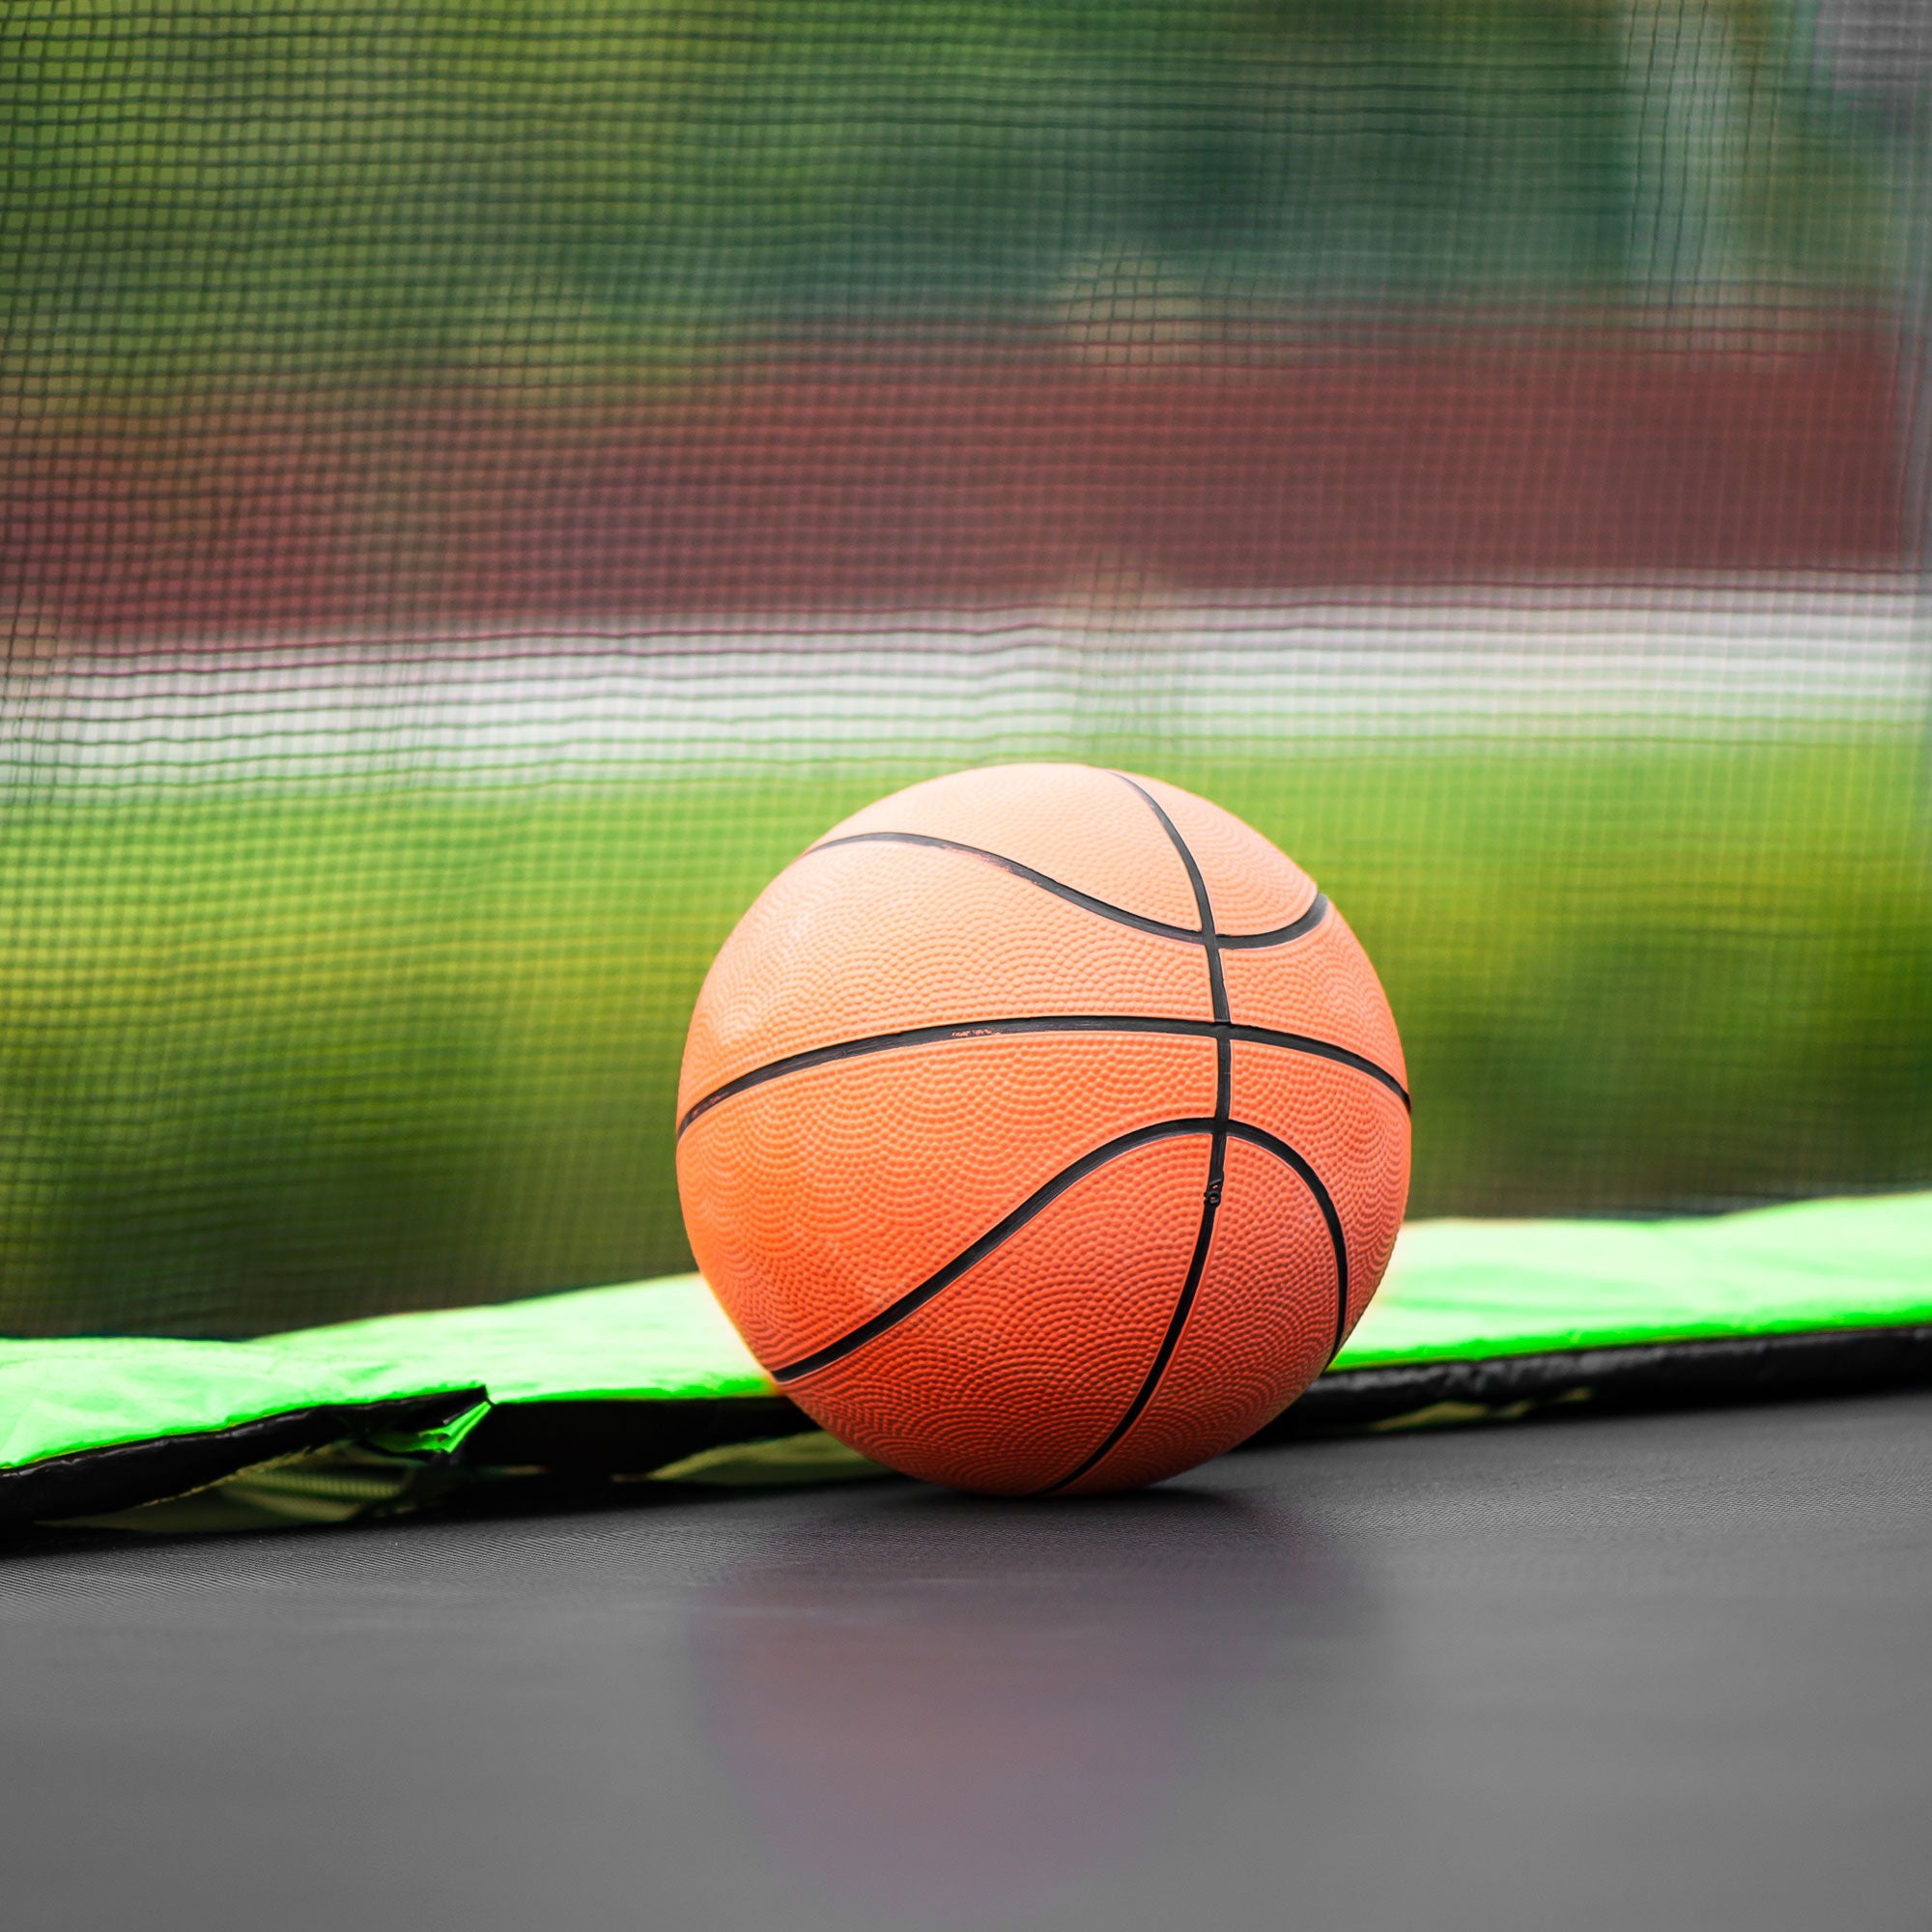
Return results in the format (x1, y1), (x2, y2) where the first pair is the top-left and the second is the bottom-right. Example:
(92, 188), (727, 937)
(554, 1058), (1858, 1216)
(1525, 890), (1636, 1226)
(675, 764), (1409, 1494)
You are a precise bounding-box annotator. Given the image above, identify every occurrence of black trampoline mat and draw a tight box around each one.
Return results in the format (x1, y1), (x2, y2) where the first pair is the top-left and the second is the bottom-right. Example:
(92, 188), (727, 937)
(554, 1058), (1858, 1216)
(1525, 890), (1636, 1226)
(6, 1393), (1929, 1932)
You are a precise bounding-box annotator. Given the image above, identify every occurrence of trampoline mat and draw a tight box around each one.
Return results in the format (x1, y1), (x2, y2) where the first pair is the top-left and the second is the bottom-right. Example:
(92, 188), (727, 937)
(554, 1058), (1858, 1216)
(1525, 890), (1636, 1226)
(5, 1390), (1927, 1932)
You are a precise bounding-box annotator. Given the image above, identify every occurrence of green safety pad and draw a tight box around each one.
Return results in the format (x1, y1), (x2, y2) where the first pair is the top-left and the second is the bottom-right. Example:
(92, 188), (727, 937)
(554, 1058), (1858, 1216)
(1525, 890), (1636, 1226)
(267, 1271), (774, 1405)
(1341, 1188), (1932, 1366)
(5, 1189), (1930, 1527)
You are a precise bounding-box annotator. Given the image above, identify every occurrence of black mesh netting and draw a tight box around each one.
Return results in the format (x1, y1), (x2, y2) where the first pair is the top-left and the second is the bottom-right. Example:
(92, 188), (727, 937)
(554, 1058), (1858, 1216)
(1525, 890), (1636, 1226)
(1, 1), (1928, 1338)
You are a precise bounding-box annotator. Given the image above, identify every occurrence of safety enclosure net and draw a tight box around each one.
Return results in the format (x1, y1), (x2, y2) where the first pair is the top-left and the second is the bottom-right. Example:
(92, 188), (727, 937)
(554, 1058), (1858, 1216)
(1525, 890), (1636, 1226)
(2, 0), (1929, 1340)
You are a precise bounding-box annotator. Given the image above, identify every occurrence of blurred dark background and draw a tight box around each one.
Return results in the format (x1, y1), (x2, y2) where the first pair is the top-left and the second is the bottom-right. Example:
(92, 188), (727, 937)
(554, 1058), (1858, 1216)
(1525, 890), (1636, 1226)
(2, 0), (1915, 632)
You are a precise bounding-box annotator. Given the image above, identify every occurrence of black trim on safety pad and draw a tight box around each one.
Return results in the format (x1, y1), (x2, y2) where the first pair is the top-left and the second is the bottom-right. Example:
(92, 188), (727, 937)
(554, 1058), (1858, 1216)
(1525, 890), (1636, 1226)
(0, 1388), (487, 1526)
(1261, 1324), (1932, 1441)
(454, 1395), (811, 1476)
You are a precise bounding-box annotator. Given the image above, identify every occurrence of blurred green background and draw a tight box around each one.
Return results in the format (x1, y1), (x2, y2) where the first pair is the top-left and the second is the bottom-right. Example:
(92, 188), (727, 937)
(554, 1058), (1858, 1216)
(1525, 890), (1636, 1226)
(1, 0), (1927, 1337)
(0, 0), (1894, 393)
(3, 740), (1926, 1336)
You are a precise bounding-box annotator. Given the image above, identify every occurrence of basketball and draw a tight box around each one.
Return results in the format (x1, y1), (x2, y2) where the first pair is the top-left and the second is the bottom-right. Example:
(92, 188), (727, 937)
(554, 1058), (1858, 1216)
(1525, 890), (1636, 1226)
(675, 763), (1409, 1494)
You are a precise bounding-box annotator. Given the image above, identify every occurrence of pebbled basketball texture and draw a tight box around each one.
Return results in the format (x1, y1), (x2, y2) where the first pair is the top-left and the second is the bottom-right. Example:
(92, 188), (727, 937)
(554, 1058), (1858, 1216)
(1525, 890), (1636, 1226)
(676, 764), (1409, 1494)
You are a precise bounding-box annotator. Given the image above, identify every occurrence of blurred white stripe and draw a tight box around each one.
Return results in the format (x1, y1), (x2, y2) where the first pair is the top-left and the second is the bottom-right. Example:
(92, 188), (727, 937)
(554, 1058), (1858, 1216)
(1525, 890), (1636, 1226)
(4, 582), (1927, 786)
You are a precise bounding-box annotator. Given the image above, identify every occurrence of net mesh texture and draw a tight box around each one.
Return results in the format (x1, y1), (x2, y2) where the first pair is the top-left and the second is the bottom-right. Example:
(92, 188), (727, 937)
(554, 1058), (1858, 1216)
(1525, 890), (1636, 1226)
(2, 0), (1929, 1339)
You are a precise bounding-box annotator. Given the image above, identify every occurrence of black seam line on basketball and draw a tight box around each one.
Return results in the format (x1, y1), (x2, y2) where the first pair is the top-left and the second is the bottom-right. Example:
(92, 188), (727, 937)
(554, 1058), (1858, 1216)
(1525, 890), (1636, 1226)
(768, 1119), (1218, 1384)
(1224, 1121), (1352, 1365)
(1213, 901), (1327, 949)
(1032, 1119), (1351, 1492)
(768, 1116), (1348, 1393)
(1031, 775), (1234, 1495)
(805, 832), (1328, 951)
(1035, 1121), (1225, 1496)
(675, 1015), (1408, 1138)
(1101, 775), (1326, 954)
(1110, 772), (1231, 1020)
